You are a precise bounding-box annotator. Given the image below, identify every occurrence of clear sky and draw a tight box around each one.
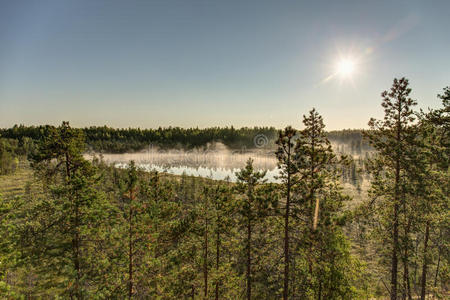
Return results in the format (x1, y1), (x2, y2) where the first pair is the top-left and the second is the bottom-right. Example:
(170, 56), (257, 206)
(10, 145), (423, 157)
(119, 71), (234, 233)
(0, 0), (449, 130)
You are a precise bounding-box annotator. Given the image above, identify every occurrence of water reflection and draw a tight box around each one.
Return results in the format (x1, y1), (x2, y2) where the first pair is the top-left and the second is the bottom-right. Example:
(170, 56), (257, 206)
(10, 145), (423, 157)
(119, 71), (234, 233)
(89, 149), (280, 182)
(115, 163), (281, 183)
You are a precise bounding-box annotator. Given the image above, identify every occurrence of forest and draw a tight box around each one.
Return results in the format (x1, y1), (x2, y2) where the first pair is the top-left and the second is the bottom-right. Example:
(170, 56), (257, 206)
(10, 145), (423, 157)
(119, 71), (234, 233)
(0, 78), (448, 299)
(0, 123), (369, 154)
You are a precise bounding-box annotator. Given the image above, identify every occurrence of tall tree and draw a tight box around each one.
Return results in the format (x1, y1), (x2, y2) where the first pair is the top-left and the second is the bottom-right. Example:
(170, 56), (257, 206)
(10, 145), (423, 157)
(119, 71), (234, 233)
(295, 109), (337, 232)
(209, 183), (234, 300)
(121, 161), (139, 298)
(365, 78), (417, 300)
(416, 87), (449, 299)
(276, 126), (298, 300)
(294, 109), (352, 299)
(26, 122), (110, 298)
(235, 159), (268, 300)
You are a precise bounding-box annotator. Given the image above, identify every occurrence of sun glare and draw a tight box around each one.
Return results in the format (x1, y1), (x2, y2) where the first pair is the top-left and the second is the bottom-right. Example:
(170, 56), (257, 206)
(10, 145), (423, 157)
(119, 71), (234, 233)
(336, 58), (355, 77)
(318, 54), (360, 86)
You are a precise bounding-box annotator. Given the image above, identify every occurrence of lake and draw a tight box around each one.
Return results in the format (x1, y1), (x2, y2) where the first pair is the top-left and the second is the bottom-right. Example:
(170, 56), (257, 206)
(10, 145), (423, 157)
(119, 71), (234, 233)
(87, 142), (364, 183)
(88, 147), (281, 182)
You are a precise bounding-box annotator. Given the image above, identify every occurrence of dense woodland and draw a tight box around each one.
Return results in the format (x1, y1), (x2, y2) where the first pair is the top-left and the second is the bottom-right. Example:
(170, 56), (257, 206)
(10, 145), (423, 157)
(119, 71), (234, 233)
(0, 123), (369, 154)
(0, 124), (278, 153)
(0, 78), (448, 299)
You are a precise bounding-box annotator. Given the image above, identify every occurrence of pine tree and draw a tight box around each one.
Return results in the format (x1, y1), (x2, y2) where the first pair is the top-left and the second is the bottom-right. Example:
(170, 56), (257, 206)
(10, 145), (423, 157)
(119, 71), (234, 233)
(294, 109), (353, 299)
(275, 126), (297, 300)
(416, 87), (449, 299)
(209, 183), (234, 300)
(119, 161), (140, 298)
(235, 159), (270, 300)
(25, 122), (110, 297)
(295, 109), (337, 233)
(364, 78), (417, 300)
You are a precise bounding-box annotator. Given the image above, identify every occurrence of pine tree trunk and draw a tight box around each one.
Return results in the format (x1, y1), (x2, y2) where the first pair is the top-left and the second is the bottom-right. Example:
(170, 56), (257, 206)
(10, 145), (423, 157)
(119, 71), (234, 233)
(308, 135), (316, 290)
(204, 210), (208, 299)
(247, 220), (252, 300)
(413, 237), (420, 293)
(311, 131), (316, 232)
(402, 216), (412, 300)
(391, 202), (399, 300)
(420, 221), (430, 300)
(407, 265), (411, 300)
(66, 153), (81, 299)
(128, 189), (134, 299)
(283, 147), (291, 300)
(74, 205), (81, 299)
(402, 248), (411, 300)
(215, 230), (220, 300)
(391, 114), (401, 300)
(434, 229), (442, 288)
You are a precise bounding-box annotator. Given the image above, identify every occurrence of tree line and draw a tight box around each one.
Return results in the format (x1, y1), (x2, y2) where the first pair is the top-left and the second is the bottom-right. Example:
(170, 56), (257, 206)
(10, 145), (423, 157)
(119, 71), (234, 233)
(0, 125), (369, 154)
(0, 78), (448, 299)
(0, 125), (279, 153)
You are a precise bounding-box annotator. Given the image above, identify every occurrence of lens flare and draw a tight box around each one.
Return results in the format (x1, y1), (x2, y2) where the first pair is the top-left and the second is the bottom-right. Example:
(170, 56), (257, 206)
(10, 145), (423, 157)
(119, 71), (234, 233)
(336, 58), (355, 77)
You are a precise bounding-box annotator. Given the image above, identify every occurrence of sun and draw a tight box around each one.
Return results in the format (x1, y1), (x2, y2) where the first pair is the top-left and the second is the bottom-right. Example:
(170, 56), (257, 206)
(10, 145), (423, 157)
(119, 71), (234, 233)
(318, 53), (361, 86)
(336, 58), (355, 77)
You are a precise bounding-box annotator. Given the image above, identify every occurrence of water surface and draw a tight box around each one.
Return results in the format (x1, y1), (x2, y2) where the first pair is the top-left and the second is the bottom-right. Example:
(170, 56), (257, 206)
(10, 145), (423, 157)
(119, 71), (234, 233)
(89, 147), (281, 182)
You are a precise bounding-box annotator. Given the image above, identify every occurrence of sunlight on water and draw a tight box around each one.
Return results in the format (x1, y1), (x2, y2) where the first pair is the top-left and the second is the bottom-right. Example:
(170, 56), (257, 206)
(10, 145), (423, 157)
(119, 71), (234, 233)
(114, 163), (281, 183)
(86, 141), (367, 183)
(87, 145), (281, 182)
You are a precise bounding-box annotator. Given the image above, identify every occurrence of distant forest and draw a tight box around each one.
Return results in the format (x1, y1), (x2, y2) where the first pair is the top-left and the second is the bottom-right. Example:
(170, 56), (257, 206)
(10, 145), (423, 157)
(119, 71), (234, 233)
(0, 125), (370, 153)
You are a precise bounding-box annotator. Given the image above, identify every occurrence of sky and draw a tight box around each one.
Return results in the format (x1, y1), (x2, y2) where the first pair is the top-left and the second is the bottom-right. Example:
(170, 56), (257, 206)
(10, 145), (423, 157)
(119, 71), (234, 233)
(0, 0), (449, 130)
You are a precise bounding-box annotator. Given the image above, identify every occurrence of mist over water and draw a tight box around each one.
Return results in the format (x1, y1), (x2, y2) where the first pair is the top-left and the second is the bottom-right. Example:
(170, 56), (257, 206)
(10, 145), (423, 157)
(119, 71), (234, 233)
(87, 142), (281, 182)
(86, 142), (365, 183)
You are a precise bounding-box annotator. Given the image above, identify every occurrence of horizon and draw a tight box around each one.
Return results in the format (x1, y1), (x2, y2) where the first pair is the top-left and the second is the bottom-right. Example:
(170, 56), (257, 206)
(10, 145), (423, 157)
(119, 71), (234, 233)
(1, 122), (369, 132)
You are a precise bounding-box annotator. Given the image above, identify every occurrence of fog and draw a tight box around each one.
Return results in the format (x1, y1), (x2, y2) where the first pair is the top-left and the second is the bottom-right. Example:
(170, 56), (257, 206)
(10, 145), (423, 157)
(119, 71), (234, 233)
(86, 142), (280, 182)
(86, 141), (367, 182)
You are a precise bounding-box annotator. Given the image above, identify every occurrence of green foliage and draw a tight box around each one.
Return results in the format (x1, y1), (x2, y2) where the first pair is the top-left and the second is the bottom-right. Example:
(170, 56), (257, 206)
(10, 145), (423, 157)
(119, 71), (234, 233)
(0, 139), (20, 175)
(0, 82), (448, 298)
(1, 125), (279, 153)
(279, 109), (364, 299)
(361, 78), (449, 300)
(2, 122), (114, 297)
(0, 124), (370, 154)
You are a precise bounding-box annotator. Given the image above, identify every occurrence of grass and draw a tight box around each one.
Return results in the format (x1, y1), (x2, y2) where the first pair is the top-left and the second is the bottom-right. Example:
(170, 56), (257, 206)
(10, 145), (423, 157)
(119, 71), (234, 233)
(0, 162), (35, 200)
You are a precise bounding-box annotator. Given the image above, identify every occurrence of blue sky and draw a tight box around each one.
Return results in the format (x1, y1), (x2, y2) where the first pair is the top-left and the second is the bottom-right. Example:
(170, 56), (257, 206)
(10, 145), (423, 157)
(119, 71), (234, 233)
(0, 0), (449, 129)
